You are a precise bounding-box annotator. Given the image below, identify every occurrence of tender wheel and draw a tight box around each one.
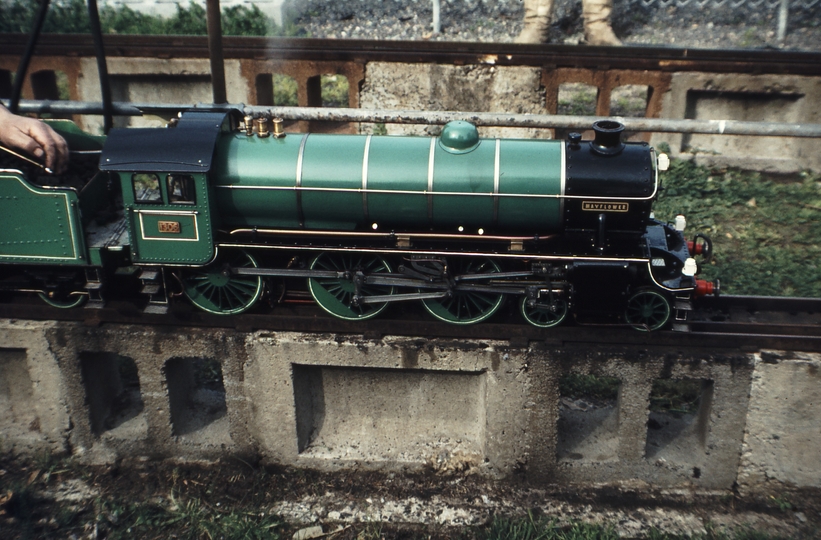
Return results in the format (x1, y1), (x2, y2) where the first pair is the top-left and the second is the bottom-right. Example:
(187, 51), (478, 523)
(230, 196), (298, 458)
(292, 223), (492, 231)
(624, 289), (671, 331)
(520, 295), (567, 328)
(182, 250), (263, 315)
(38, 291), (87, 309)
(422, 257), (504, 325)
(37, 270), (88, 308)
(308, 252), (393, 321)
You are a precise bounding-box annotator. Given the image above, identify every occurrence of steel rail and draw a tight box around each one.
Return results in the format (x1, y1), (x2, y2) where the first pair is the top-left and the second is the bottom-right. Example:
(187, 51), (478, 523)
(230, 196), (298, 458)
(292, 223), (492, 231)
(5, 99), (821, 138)
(1, 297), (820, 352)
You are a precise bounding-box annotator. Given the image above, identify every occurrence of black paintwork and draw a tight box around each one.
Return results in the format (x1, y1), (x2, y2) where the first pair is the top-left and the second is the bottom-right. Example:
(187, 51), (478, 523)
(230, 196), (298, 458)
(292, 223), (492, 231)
(100, 110), (234, 173)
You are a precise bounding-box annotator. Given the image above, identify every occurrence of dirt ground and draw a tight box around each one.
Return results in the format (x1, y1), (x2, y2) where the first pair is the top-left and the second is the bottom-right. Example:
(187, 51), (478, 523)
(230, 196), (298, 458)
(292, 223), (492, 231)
(2, 452), (820, 539)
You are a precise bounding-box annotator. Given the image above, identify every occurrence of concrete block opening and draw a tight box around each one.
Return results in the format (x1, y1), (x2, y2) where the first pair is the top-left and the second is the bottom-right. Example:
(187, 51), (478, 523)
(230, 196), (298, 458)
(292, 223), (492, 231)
(557, 373), (621, 463)
(610, 85), (650, 118)
(79, 352), (145, 437)
(558, 82), (598, 116)
(292, 365), (486, 464)
(556, 82), (598, 140)
(645, 378), (713, 464)
(319, 74), (350, 108)
(164, 357), (230, 444)
(31, 69), (69, 101)
(610, 84), (651, 141)
(0, 348), (40, 442)
(255, 73), (298, 106)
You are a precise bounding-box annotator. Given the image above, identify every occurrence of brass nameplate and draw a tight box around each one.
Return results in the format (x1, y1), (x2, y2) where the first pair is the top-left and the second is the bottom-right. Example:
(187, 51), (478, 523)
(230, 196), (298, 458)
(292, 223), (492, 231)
(158, 220), (181, 234)
(582, 201), (629, 212)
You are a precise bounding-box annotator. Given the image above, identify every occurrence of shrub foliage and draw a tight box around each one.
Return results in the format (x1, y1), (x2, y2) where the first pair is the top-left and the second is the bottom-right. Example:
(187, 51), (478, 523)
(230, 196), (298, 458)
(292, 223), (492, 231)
(0, 0), (303, 36)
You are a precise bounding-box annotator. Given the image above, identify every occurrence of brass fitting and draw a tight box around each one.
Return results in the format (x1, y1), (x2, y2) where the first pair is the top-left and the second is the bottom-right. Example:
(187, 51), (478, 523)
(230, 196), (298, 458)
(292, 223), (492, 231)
(254, 116), (270, 138)
(272, 117), (285, 138)
(244, 115), (254, 136)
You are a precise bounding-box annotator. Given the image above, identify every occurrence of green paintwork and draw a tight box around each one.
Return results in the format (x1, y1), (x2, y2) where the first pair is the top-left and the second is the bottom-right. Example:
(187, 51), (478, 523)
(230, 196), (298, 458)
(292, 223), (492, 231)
(308, 252), (393, 320)
(45, 119), (106, 152)
(421, 257), (504, 324)
(301, 134), (366, 229)
(520, 296), (568, 328)
(624, 289), (671, 331)
(431, 137), (495, 229)
(439, 121), (480, 153)
(498, 140), (563, 230)
(120, 172), (214, 265)
(366, 136), (430, 227)
(212, 133), (303, 227)
(211, 122), (565, 234)
(0, 171), (86, 264)
(182, 249), (263, 314)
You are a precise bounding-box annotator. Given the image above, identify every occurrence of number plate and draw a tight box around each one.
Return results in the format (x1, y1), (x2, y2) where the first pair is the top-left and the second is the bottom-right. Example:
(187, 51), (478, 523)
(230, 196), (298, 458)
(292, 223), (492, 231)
(582, 201), (629, 212)
(158, 220), (181, 234)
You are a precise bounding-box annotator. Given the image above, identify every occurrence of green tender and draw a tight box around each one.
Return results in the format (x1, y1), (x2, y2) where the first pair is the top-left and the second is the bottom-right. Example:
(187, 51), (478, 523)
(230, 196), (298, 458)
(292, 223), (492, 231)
(0, 172), (86, 264)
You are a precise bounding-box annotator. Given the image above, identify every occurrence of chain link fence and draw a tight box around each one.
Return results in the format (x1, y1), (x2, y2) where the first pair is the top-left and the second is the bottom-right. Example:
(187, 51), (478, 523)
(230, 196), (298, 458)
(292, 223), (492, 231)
(622, 0), (820, 43)
(625, 0), (818, 7)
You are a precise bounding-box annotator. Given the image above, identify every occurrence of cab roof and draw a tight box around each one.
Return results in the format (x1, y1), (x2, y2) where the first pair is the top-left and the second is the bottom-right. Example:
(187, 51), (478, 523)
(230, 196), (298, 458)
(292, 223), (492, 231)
(99, 110), (236, 173)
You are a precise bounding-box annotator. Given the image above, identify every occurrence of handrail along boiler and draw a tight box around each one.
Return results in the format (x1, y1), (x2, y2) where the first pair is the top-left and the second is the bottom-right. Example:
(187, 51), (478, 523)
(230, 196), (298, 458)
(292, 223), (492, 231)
(0, 109), (718, 329)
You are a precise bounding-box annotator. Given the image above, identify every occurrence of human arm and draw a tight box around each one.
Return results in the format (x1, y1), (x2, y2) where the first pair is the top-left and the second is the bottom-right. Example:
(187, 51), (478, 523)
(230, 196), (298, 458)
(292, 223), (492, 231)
(0, 104), (69, 174)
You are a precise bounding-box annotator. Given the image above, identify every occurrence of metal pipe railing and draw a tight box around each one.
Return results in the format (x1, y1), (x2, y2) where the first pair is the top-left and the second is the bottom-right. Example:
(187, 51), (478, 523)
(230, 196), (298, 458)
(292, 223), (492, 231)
(5, 99), (821, 138)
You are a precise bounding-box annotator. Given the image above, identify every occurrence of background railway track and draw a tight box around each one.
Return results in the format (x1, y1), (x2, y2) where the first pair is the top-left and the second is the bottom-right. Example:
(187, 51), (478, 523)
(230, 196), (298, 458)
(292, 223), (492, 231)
(2, 294), (819, 351)
(2, 34), (821, 75)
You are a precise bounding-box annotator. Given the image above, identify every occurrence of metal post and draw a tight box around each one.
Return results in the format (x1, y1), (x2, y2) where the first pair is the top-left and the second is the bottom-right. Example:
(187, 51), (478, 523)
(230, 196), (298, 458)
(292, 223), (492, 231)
(87, 0), (113, 134)
(206, 0), (227, 104)
(777, 0), (789, 46)
(432, 0), (441, 34)
(9, 0), (50, 114)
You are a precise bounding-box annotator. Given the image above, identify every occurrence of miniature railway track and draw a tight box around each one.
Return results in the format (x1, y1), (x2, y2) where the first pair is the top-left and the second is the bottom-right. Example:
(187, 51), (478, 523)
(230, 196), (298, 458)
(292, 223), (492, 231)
(2, 295), (820, 352)
(2, 33), (821, 76)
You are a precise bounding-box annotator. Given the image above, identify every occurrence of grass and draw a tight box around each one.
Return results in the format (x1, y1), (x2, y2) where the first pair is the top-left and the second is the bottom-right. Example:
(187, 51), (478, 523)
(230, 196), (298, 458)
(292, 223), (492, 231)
(654, 159), (821, 297)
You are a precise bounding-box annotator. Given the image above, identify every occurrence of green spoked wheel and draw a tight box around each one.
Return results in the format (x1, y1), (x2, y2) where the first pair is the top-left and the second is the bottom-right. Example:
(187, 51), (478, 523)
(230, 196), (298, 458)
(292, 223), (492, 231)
(624, 289), (672, 331)
(182, 250), (263, 315)
(422, 257), (504, 325)
(520, 295), (568, 328)
(38, 291), (87, 309)
(308, 252), (394, 321)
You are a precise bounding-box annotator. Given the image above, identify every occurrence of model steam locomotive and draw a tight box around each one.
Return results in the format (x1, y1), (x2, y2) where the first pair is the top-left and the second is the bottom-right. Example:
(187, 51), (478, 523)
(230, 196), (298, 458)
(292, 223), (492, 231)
(0, 109), (717, 330)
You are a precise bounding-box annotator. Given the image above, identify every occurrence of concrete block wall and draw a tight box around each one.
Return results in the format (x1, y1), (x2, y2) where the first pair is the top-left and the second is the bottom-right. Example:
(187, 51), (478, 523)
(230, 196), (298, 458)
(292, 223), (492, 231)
(1, 319), (819, 493)
(361, 62), (821, 172)
(651, 72), (821, 173)
(5, 46), (821, 171)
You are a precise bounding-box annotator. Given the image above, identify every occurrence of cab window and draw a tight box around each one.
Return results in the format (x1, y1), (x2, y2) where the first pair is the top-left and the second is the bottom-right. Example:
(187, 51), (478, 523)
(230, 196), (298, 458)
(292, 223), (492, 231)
(167, 174), (196, 204)
(132, 173), (161, 203)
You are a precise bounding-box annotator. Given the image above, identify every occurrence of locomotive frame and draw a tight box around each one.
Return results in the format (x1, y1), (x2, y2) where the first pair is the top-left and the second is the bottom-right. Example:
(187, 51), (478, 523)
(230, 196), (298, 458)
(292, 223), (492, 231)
(0, 108), (717, 330)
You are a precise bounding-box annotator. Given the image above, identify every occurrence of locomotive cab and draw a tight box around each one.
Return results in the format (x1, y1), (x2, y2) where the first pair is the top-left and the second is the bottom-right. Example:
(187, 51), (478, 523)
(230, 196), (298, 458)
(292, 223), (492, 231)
(100, 110), (237, 266)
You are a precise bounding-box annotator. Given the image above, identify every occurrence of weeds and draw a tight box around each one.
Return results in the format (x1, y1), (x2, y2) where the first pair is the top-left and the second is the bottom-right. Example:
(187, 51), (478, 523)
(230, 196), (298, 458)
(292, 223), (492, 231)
(655, 160), (821, 297)
(477, 514), (619, 540)
(558, 83), (598, 116)
(649, 379), (703, 414)
(559, 373), (620, 401)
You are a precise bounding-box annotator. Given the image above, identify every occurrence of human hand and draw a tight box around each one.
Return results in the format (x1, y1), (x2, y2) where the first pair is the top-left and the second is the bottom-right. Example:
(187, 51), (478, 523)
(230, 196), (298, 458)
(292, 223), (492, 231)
(0, 104), (69, 174)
